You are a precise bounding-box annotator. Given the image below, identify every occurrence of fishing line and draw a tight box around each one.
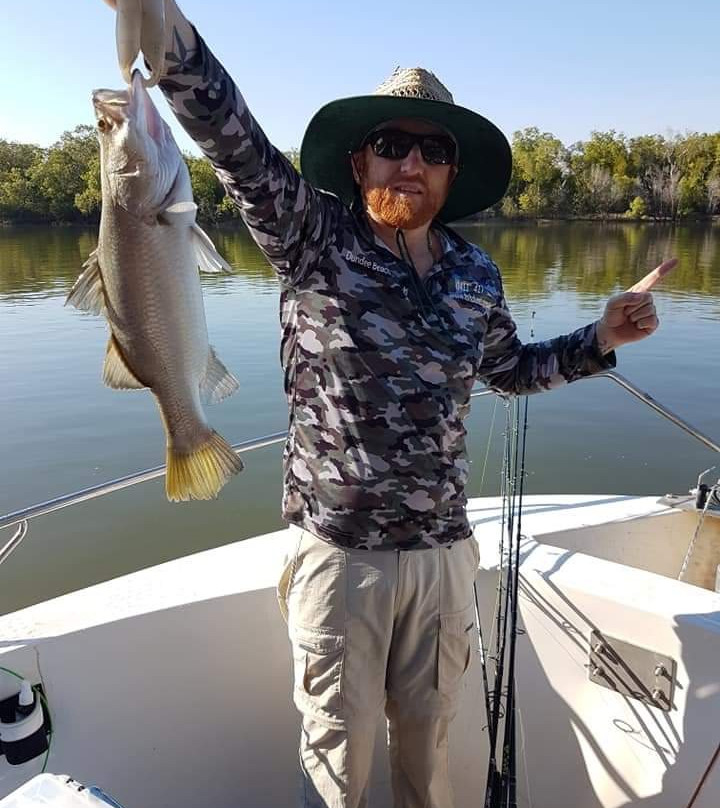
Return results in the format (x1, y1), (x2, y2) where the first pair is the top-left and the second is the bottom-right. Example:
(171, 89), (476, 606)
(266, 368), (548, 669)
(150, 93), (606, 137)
(474, 395), (502, 735)
(474, 407), (506, 741)
(473, 582), (493, 733)
(678, 480), (719, 582)
(478, 396), (499, 495)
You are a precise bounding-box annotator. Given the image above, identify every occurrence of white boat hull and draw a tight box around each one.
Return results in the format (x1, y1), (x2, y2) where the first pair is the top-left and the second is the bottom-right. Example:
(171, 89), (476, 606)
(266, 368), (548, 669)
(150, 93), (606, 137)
(0, 494), (718, 807)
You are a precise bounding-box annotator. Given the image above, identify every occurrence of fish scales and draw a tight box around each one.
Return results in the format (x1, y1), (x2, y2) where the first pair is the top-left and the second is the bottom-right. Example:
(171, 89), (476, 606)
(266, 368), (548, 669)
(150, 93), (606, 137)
(101, 205), (206, 387)
(67, 69), (242, 500)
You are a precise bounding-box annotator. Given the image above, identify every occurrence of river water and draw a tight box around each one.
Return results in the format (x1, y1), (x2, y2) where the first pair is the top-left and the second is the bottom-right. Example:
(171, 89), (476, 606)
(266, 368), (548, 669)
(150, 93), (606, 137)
(0, 221), (718, 614)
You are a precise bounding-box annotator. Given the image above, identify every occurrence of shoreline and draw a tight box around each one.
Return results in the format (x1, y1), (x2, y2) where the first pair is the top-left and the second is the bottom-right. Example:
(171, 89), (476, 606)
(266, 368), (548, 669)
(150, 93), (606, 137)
(461, 213), (720, 226)
(3, 215), (720, 229)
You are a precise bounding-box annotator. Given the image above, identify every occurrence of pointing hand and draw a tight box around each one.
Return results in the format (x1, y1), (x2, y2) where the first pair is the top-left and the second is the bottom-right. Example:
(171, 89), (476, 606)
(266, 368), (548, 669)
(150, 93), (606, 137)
(596, 258), (678, 354)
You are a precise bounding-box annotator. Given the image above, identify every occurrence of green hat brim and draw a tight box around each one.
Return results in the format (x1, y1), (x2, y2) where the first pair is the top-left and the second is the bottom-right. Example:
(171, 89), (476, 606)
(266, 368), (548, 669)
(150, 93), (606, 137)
(300, 95), (512, 223)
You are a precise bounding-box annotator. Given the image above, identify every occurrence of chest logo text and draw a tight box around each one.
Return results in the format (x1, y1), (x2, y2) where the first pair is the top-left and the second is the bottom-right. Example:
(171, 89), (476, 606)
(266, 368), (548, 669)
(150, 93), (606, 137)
(342, 249), (395, 277)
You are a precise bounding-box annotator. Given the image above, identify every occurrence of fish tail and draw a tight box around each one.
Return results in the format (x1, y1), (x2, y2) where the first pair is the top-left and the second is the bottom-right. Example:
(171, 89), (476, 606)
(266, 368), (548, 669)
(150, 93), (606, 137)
(165, 430), (244, 502)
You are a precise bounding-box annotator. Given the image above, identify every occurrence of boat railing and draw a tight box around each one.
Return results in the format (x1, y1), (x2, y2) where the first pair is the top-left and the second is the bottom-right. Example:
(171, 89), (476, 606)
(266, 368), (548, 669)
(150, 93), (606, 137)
(1, 371), (719, 567)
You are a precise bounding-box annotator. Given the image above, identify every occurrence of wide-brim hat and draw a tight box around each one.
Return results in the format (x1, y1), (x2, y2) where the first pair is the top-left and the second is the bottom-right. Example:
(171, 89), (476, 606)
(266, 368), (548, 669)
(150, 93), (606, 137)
(300, 67), (512, 223)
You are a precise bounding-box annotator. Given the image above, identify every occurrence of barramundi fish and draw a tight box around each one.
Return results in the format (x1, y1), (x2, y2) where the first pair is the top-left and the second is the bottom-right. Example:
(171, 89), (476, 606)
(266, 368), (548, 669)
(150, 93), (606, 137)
(66, 69), (243, 501)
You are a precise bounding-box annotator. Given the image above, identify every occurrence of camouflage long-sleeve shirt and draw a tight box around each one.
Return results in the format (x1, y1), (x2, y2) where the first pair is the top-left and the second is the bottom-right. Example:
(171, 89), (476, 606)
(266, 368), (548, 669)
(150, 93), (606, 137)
(159, 34), (616, 550)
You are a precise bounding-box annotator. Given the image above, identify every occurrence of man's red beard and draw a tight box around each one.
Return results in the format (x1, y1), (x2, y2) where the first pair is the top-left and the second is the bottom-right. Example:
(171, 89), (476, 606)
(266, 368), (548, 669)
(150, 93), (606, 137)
(364, 185), (443, 230)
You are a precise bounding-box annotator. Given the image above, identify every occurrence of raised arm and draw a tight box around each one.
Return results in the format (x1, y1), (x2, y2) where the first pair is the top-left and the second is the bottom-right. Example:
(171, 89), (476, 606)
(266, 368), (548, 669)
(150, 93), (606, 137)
(105, 0), (339, 286)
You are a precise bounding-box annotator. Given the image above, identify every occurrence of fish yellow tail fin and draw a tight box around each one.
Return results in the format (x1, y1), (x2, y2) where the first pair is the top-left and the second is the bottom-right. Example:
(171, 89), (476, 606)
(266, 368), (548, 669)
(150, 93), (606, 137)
(166, 431), (244, 502)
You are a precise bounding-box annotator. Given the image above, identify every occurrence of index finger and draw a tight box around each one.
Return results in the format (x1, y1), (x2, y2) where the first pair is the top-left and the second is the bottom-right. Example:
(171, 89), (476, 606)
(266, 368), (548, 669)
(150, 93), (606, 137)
(627, 258), (678, 293)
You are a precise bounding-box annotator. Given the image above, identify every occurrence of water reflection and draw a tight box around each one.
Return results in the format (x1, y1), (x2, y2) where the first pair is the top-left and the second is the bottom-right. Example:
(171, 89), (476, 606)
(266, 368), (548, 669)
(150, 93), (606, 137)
(459, 221), (720, 299)
(2, 221), (717, 305)
(0, 222), (280, 303)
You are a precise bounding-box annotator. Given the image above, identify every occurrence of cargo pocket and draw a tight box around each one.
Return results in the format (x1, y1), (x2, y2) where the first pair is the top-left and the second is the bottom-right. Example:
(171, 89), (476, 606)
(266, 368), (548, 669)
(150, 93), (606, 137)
(292, 623), (345, 730)
(438, 604), (475, 697)
(276, 531), (303, 623)
(469, 537), (481, 569)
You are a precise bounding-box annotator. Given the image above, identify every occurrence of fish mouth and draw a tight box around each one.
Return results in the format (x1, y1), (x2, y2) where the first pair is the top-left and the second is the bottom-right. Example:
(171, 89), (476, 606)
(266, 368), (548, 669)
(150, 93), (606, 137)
(92, 88), (130, 123)
(91, 71), (167, 145)
(129, 68), (167, 145)
(92, 89), (129, 106)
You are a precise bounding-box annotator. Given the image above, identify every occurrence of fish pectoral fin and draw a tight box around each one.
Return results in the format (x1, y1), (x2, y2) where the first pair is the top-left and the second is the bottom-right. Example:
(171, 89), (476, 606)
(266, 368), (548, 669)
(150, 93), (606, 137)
(158, 198), (233, 275)
(66, 250), (107, 316)
(200, 346), (239, 404)
(190, 223), (234, 274)
(159, 200), (197, 228)
(103, 335), (146, 390)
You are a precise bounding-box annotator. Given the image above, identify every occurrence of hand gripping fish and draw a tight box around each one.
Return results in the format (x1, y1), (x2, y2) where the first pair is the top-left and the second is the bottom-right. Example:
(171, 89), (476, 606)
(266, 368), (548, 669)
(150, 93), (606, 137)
(102, 0), (169, 88)
(66, 70), (243, 501)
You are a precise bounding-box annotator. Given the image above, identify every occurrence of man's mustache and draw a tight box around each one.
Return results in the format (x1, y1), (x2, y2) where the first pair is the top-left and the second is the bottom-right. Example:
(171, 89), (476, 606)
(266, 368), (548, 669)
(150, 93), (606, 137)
(369, 177), (428, 193)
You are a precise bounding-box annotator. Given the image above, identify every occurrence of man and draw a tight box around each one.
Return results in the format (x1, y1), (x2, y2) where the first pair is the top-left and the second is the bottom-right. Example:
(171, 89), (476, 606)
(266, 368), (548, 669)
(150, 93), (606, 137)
(103, 2), (673, 805)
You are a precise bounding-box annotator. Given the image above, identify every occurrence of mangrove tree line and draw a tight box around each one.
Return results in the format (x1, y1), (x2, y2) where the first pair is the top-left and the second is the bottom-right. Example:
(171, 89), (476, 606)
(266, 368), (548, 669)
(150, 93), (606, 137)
(1, 125), (719, 224)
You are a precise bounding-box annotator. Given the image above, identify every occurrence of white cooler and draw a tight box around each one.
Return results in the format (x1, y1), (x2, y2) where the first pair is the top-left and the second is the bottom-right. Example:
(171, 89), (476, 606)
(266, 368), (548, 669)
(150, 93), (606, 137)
(0, 775), (125, 807)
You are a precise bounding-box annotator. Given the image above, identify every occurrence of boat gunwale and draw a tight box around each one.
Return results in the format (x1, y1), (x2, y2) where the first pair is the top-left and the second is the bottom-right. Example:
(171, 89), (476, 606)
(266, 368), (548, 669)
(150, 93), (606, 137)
(1, 372), (718, 537)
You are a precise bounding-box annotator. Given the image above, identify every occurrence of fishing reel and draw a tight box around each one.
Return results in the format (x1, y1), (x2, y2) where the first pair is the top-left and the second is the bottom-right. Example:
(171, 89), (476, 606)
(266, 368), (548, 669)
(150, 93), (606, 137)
(692, 466), (720, 511)
(0, 677), (49, 765)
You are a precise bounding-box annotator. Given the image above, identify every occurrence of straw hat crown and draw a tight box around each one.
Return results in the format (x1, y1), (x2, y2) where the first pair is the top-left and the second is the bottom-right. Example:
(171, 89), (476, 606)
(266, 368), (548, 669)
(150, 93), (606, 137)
(373, 67), (454, 104)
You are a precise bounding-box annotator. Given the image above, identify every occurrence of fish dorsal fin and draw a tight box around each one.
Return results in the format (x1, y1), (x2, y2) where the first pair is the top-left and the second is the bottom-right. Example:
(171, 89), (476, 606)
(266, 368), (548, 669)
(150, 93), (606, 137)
(103, 335), (146, 390)
(65, 250), (107, 315)
(190, 224), (234, 274)
(200, 346), (239, 404)
(159, 200), (198, 228)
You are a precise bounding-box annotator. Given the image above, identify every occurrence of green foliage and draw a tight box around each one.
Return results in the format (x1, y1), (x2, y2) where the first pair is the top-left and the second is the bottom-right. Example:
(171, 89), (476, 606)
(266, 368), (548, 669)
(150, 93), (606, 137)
(30, 126), (99, 221)
(627, 196), (647, 219)
(284, 148), (301, 171)
(569, 131), (633, 214)
(675, 133), (720, 215)
(0, 127), (99, 222)
(75, 153), (102, 219)
(0, 167), (42, 221)
(185, 154), (225, 222)
(0, 140), (46, 221)
(1, 124), (719, 223)
(216, 194), (242, 220)
(0, 140), (45, 176)
(500, 196), (519, 218)
(510, 128), (568, 217)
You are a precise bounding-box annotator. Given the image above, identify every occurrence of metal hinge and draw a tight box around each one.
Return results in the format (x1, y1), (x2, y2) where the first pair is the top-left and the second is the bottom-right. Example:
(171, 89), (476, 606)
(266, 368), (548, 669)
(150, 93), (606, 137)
(588, 630), (676, 712)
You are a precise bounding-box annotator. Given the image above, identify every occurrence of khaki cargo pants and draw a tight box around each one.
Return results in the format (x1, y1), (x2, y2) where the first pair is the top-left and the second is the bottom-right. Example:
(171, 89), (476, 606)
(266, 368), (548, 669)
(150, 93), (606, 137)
(277, 528), (480, 808)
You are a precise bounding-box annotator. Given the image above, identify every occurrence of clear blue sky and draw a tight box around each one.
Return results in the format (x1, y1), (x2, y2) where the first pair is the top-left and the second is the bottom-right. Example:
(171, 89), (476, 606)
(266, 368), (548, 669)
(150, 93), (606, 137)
(3, 0), (718, 154)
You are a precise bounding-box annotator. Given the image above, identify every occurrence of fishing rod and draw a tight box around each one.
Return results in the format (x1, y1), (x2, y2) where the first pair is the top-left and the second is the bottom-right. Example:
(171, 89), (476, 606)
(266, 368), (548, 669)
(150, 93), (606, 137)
(482, 312), (536, 807)
(499, 395), (529, 808)
(481, 393), (530, 808)
(483, 399), (515, 803)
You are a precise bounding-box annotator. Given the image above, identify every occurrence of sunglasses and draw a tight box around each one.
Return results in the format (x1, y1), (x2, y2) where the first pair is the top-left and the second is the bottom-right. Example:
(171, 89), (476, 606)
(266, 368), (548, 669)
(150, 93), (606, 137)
(362, 128), (458, 166)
